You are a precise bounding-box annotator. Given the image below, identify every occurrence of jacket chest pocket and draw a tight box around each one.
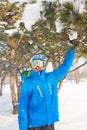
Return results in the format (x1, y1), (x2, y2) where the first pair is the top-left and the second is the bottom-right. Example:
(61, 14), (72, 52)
(36, 85), (43, 97)
(33, 85), (43, 98)
(31, 85), (44, 107)
(48, 83), (52, 95)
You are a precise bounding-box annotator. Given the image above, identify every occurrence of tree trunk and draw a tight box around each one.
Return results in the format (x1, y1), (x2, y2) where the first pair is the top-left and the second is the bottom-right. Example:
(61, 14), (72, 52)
(10, 49), (18, 114)
(58, 78), (64, 92)
(0, 74), (6, 96)
(15, 71), (21, 101)
(74, 70), (81, 84)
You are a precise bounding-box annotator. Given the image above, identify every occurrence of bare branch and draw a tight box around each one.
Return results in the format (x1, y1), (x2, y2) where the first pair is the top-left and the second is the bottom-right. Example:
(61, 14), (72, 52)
(70, 61), (87, 73)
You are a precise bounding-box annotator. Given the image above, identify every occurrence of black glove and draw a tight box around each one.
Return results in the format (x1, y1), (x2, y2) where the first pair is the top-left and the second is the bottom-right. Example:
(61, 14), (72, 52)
(70, 39), (79, 49)
(67, 30), (78, 49)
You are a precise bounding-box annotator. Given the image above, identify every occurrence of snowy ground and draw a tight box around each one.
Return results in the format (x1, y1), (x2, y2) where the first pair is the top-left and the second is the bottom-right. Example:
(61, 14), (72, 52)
(0, 79), (87, 130)
(55, 79), (87, 130)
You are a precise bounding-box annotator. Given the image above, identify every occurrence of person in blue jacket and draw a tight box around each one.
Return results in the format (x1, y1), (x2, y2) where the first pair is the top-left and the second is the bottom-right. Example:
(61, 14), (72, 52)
(18, 40), (77, 130)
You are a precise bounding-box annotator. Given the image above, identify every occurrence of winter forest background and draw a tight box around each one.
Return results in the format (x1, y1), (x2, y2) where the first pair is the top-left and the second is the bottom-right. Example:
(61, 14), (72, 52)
(0, 0), (87, 130)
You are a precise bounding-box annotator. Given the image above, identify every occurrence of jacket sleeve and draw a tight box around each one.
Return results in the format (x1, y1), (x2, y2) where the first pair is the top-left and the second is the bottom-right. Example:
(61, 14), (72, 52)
(18, 80), (32, 130)
(49, 48), (76, 83)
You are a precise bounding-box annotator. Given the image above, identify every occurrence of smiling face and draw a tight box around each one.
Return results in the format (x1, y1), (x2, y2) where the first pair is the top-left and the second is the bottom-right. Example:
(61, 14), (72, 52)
(31, 60), (44, 72)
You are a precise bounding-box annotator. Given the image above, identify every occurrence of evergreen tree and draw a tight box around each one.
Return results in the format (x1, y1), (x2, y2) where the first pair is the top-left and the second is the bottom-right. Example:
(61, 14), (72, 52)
(0, 0), (87, 113)
(0, 0), (27, 114)
(59, 1), (87, 58)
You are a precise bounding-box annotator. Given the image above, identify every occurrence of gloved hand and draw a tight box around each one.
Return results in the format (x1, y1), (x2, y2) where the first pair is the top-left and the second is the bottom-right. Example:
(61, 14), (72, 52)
(69, 39), (79, 49)
(68, 30), (78, 49)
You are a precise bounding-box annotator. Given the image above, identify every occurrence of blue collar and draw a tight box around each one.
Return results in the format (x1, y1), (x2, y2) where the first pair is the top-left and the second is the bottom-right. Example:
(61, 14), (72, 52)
(30, 70), (46, 79)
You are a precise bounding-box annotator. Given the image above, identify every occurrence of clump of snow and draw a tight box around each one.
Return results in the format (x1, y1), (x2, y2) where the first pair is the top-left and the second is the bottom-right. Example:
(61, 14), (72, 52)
(46, 62), (53, 72)
(22, 2), (42, 30)
(4, 29), (18, 36)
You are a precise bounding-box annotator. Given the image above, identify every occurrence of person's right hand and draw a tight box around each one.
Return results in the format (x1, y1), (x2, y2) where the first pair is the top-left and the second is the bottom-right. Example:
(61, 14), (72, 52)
(68, 30), (78, 49)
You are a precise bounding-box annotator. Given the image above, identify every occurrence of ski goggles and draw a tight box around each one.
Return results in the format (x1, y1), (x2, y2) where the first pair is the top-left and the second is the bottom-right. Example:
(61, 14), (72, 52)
(31, 60), (44, 68)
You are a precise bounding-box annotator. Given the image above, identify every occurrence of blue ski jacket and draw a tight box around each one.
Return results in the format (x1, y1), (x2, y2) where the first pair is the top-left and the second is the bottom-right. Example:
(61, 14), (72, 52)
(18, 48), (76, 130)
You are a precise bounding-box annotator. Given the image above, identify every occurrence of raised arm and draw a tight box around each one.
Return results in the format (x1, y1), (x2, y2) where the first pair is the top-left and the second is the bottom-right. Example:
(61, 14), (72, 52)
(47, 48), (76, 83)
(54, 48), (75, 80)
